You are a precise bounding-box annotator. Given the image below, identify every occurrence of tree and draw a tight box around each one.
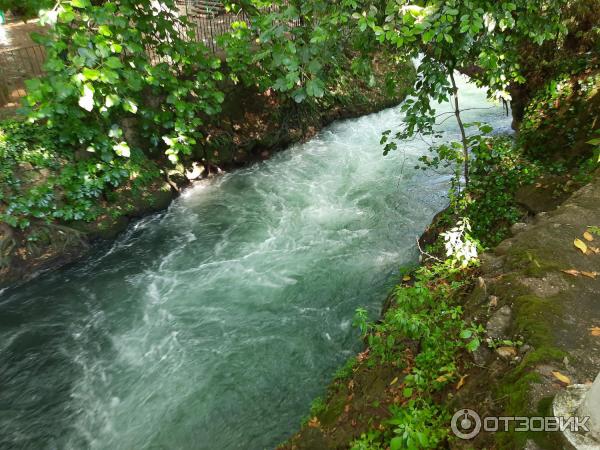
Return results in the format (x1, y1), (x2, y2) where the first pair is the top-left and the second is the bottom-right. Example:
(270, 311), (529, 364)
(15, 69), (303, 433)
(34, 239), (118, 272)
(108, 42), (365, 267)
(24, 0), (225, 164)
(225, 1), (565, 186)
(359, 0), (565, 186)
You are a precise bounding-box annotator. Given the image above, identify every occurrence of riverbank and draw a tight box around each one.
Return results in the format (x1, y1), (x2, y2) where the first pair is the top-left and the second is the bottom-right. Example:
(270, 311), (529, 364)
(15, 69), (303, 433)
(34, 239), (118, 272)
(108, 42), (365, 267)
(281, 171), (600, 450)
(0, 54), (416, 288)
(281, 61), (600, 450)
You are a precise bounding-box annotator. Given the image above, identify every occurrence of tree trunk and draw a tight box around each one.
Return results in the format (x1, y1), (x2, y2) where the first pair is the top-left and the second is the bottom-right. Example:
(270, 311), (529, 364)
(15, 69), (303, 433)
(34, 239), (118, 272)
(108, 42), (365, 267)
(449, 71), (469, 187)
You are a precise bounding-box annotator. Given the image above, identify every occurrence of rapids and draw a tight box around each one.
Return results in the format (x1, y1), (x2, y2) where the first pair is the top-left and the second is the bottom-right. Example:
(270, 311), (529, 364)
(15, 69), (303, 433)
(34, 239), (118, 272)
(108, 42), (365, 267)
(0, 75), (511, 449)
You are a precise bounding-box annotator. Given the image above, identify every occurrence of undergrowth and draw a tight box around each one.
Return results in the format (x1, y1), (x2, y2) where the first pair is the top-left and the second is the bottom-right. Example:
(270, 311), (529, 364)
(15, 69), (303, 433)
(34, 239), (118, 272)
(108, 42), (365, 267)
(350, 258), (483, 449)
(332, 130), (598, 449)
(0, 119), (159, 230)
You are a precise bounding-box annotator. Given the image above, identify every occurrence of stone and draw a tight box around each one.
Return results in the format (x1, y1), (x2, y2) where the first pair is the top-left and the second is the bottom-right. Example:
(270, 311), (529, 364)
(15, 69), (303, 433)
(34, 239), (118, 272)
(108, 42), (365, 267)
(167, 170), (189, 190)
(519, 273), (568, 298)
(480, 253), (504, 272)
(519, 344), (532, 355)
(486, 305), (512, 339)
(496, 346), (517, 359)
(514, 175), (571, 214)
(580, 372), (600, 441)
(524, 439), (543, 450)
(511, 222), (528, 235)
(553, 373), (600, 449)
(473, 345), (492, 366)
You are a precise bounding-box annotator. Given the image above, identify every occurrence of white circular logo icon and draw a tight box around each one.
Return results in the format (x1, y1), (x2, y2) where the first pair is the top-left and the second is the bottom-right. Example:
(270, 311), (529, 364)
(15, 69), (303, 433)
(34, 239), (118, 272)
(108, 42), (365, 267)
(451, 409), (482, 440)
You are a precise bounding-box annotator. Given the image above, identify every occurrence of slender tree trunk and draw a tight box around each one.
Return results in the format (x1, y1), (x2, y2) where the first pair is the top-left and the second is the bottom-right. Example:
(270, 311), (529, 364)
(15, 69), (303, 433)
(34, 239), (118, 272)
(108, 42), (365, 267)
(449, 71), (469, 187)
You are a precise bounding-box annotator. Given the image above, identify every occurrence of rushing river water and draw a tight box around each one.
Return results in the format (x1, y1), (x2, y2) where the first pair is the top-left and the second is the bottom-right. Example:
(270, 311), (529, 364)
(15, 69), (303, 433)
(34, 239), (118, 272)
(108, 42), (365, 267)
(0, 75), (511, 450)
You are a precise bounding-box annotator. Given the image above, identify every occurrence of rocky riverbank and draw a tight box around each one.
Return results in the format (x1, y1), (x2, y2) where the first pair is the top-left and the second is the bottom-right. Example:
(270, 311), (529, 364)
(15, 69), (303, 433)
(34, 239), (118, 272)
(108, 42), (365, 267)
(451, 170), (600, 449)
(280, 62), (600, 450)
(281, 169), (600, 450)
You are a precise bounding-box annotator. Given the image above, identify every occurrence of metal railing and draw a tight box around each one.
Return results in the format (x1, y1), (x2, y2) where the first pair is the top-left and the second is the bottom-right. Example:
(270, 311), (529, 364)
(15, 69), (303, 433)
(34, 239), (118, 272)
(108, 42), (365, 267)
(0, 44), (46, 108)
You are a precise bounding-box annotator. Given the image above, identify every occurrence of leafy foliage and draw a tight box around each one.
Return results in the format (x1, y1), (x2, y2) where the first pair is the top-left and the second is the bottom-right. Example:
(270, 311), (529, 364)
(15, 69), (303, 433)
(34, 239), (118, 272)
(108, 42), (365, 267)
(364, 0), (565, 185)
(455, 136), (541, 246)
(24, 0), (225, 164)
(220, 0), (383, 103)
(351, 258), (483, 449)
(0, 119), (158, 229)
(519, 72), (600, 159)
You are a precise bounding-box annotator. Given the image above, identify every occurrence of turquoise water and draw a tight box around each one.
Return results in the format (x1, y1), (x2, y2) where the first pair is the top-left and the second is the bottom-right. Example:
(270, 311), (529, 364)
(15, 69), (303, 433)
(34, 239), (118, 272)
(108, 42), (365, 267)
(0, 76), (510, 449)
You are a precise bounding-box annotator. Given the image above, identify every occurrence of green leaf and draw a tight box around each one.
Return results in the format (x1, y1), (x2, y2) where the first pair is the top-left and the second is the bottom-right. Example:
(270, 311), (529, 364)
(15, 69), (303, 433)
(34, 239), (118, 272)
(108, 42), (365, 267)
(390, 437), (403, 450)
(459, 329), (473, 339)
(82, 68), (100, 81)
(308, 59), (322, 74)
(59, 10), (75, 23)
(293, 88), (307, 103)
(105, 57), (123, 69)
(113, 141), (130, 158)
(105, 94), (120, 108)
(98, 25), (112, 37)
(71, 0), (90, 8)
(422, 30), (435, 43)
(110, 43), (123, 53)
(306, 79), (325, 98)
(78, 84), (94, 111)
(25, 78), (42, 91)
(123, 99), (138, 114)
(466, 338), (480, 352)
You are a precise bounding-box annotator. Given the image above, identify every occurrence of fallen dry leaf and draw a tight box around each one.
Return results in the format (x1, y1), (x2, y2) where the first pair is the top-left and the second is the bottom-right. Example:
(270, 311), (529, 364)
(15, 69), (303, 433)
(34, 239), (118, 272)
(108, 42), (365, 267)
(402, 275), (411, 282)
(590, 327), (600, 336)
(356, 349), (369, 362)
(456, 375), (468, 391)
(581, 271), (598, 279)
(435, 375), (448, 383)
(390, 377), (399, 386)
(574, 238), (588, 255)
(308, 417), (320, 428)
(583, 232), (595, 242)
(552, 371), (571, 385)
(561, 269), (581, 277)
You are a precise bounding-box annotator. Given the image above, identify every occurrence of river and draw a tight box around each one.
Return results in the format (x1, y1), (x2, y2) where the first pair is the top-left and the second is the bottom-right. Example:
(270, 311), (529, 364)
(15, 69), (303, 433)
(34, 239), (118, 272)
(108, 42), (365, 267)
(0, 75), (511, 449)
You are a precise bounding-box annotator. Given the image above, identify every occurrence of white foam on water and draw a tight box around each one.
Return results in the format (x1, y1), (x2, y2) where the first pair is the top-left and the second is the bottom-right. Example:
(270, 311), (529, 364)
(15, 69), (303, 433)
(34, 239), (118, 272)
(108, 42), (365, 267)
(0, 74), (511, 450)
